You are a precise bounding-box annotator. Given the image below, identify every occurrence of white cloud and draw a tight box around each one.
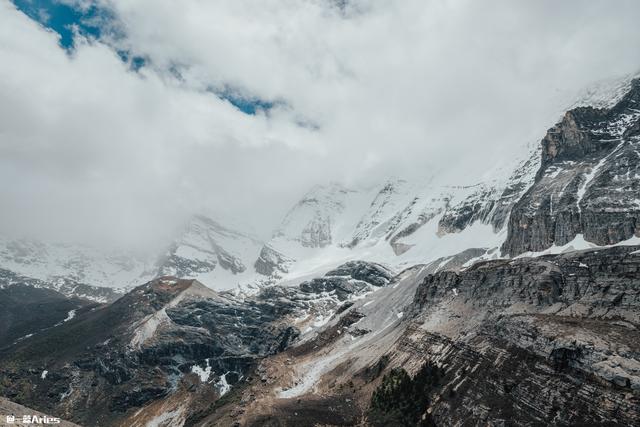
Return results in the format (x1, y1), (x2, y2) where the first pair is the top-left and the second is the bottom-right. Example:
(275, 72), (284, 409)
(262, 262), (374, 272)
(1, 0), (640, 246)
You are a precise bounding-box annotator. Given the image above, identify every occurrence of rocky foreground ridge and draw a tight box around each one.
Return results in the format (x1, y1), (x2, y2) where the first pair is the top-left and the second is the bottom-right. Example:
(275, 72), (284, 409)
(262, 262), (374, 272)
(211, 245), (640, 426)
(0, 247), (639, 426)
(0, 261), (393, 426)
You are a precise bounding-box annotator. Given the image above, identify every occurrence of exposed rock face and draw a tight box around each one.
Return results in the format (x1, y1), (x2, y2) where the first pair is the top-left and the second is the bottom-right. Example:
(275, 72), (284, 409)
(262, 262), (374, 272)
(348, 179), (420, 248)
(157, 215), (263, 278)
(437, 185), (500, 235)
(402, 246), (640, 425)
(299, 261), (393, 301)
(419, 247), (490, 275)
(438, 147), (540, 236)
(253, 244), (293, 276)
(413, 246), (640, 324)
(299, 277), (374, 301)
(159, 249), (218, 278)
(324, 261), (394, 287)
(503, 78), (640, 255)
(215, 245), (246, 274)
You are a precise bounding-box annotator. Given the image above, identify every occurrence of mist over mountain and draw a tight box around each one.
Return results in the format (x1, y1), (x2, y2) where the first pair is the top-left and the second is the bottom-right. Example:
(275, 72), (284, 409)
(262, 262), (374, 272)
(2, 1), (640, 426)
(3, 0), (640, 247)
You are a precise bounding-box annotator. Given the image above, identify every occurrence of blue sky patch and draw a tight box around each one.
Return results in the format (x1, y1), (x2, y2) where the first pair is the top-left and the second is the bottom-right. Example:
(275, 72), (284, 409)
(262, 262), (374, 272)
(223, 95), (276, 115)
(117, 49), (148, 71)
(12, 0), (106, 49)
(214, 87), (280, 115)
(11, 2), (286, 116)
(12, 0), (146, 70)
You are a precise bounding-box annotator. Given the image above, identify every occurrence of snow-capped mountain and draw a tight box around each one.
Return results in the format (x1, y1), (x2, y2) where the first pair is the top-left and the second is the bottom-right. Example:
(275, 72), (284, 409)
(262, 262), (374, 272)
(253, 73), (640, 285)
(3, 73), (640, 302)
(0, 215), (266, 299)
(503, 77), (640, 256)
(156, 215), (264, 289)
(254, 156), (539, 282)
(0, 237), (151, 301)
(273, 182), (361, 248)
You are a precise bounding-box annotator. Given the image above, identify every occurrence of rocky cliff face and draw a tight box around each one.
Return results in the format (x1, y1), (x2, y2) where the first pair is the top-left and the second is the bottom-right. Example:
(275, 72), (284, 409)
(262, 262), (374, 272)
(299, 261), (393, 301)
(403, 245), (640, 425)
(438, 147), (540, 236)
(253, 244), (294, 277)
(209, 246), (640, 426)
(502, 78), (640, 256)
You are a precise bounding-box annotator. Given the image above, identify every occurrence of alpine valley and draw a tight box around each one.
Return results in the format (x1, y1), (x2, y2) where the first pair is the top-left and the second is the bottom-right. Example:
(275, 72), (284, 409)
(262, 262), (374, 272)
(2, 75), (640, 426)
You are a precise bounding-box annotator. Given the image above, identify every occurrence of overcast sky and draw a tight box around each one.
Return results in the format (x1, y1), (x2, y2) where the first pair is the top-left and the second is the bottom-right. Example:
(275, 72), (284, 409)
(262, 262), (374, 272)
(1, 0), (640, 247)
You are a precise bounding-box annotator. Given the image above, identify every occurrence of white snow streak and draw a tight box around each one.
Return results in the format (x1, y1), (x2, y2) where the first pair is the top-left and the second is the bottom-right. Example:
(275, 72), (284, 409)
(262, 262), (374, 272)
(145, 408), (185, 427)
(215, 372), (232, 396)
(576, 143), (623, 213)
(63, 309), (76, 322)
(191, 359), (212, 383)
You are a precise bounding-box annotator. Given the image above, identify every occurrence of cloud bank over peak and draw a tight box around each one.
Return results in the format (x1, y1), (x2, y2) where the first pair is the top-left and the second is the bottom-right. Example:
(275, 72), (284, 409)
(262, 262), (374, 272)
(1, 0), (640, 246)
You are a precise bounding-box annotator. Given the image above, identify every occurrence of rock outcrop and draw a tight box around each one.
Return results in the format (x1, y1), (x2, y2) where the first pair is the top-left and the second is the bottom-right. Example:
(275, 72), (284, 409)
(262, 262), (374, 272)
(401, 245), (640, 425)
(299, 260), (394, 301)
(253, 244), (293, 276)
(503, 78), (640, 255)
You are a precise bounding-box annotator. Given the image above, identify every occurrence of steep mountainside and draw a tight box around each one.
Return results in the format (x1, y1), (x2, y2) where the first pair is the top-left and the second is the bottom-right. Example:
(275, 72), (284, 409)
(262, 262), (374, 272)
(254, 156), (539, 282)
(0, 284), (97, 348)
(503, 78), (640, 256)
(256, 75), (640, 286)
(211, 245), (640, 426)
(273, 183), (362, 249)
(157, 215), (264, 288)
(0, 267), (122, 303)
(3, 245), (637, 426)
(0, 237), (147, 300)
